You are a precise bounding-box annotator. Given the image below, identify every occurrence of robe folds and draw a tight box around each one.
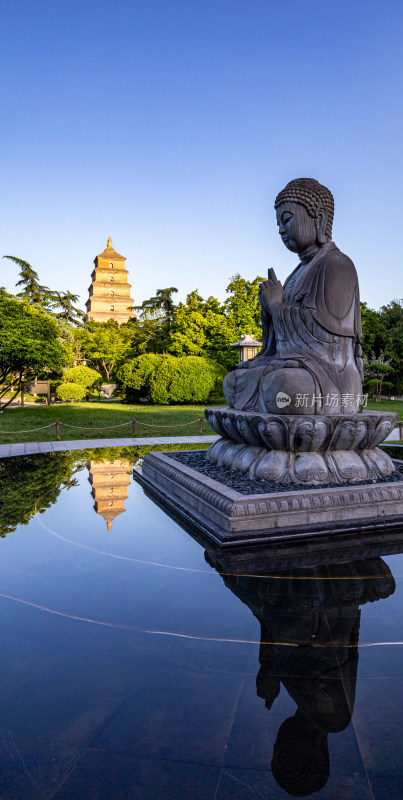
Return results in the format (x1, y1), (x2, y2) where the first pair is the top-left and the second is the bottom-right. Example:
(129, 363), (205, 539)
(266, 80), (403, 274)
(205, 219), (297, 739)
(223, 242), (363, 414)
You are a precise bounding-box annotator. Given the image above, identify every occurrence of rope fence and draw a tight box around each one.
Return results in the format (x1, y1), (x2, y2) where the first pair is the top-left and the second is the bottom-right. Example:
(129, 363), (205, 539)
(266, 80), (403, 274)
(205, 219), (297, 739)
(0, 418), (402, 442)
(0, 417), (207, 440)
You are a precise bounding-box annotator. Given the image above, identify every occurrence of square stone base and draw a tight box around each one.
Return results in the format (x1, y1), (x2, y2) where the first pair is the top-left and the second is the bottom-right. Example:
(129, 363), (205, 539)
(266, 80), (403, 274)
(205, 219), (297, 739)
(136, 450), (403, 548)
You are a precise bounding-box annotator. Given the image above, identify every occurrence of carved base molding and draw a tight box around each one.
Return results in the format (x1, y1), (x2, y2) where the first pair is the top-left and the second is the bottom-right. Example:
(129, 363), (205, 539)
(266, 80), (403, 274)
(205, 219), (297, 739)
(204, 407), (397, 451)
(206, 438), (395, 485)
(204, 407), (398, 486)
(138, 451), (403, 548)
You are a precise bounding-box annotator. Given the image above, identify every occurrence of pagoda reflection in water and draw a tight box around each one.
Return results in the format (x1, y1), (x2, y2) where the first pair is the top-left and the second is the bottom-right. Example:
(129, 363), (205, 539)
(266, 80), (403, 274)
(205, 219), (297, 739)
(87, 459), (132, 531)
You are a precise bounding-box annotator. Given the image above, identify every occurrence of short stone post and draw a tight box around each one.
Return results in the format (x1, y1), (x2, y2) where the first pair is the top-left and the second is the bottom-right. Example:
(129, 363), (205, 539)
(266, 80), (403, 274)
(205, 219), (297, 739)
(132, 420), (136, 437)
(56, 422), (61, 440)
(199, 419), (203, 434)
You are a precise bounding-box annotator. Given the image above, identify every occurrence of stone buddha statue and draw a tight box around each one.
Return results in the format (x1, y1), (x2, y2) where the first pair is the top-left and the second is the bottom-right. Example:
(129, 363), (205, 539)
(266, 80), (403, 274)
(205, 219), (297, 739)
(223, 178), (364, 415)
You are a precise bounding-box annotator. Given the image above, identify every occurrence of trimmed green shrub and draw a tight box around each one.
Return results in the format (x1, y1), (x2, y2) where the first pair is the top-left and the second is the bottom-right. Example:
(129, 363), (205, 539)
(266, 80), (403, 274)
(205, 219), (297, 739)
(56, 382), (86, 402)
(117, 354), (226, 404)
(117, 354), (166, 402)
(63, 365), (102, 388)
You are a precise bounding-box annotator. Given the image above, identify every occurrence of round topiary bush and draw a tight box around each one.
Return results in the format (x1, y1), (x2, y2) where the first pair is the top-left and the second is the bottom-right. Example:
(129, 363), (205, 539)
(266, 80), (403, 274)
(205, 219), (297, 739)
(117, 354), (226, 404)
(56, 382), (86, 402)
(63, 365), (102, 388)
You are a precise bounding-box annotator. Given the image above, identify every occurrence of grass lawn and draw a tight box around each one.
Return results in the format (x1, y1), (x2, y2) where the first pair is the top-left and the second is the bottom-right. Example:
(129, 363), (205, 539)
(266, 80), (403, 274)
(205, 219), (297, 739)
(365, 399), (403, 418)
(0, 401), (226, 443)
(0, 397), (401, 444)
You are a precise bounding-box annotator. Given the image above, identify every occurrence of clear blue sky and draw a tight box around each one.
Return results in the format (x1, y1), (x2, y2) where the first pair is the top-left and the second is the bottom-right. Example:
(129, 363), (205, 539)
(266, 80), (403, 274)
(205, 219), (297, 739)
(1, 0), (402, 312)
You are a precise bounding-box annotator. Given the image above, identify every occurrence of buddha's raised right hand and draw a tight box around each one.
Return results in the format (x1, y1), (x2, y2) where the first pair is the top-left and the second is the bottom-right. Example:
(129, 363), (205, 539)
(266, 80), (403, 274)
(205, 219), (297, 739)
(259, 268), (283, 312)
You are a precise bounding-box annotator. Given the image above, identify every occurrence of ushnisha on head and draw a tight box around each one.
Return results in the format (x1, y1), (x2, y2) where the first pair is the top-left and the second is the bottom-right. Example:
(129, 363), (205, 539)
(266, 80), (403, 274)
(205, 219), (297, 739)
(275, 178), (334, 260)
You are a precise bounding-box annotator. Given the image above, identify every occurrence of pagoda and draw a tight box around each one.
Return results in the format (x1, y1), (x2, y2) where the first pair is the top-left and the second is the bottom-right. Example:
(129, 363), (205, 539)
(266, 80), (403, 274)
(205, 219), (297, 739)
(85, 237), (135, 324)
(87, 458), (132, 532)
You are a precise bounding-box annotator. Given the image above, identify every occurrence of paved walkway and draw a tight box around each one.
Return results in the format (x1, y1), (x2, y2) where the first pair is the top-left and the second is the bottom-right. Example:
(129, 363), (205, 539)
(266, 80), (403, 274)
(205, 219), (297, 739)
(0, 430), (401, 459)
(386, 427), (402, 441)
(0, 435), (220, 458)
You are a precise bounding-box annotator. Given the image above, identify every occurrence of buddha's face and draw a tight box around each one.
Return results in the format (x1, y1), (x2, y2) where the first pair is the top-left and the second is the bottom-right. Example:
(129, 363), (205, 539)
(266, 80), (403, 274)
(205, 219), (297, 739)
(276, 201), (318, 254)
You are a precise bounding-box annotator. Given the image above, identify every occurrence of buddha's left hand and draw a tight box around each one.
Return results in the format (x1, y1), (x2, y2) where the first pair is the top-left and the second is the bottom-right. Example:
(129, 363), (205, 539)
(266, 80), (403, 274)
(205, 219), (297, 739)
(259, 268), (283, 311)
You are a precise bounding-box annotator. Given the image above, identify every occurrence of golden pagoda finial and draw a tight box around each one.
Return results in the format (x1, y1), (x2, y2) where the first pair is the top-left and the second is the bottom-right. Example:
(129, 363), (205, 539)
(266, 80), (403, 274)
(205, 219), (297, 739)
(107, 520), (112, 532)
(107, 236), (112, 248)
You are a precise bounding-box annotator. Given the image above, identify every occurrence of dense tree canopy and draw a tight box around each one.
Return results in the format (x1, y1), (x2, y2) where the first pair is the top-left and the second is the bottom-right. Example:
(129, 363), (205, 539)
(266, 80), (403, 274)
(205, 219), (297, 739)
(364, 361), (394, 398)
(0, 451), (81, 537)
(3, 255), (85, 325)
(2, 251), (403, 398)
(380, 300), (403, 389)
(127, 277), (265, 372)
(360, 302), (383, 358)
(75, 281), (403, 395)
(166, 292), (236, 369)
(360, 299), (403, 393)
(133, 286), (178, 321)
(74, 320), (130, 382)
(0, 292), (66, 408)
(224, 274), (264, 339)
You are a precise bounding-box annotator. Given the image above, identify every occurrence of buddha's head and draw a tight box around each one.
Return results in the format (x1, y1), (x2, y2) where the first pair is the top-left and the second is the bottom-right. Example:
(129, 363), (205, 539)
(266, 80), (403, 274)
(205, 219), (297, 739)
(275, 178), (334, 255)
(271, 711), (329, 796)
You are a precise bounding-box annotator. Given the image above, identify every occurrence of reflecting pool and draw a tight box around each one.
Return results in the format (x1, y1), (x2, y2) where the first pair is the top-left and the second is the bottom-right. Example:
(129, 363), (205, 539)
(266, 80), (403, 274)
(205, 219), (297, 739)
(0, 446), (402, 799)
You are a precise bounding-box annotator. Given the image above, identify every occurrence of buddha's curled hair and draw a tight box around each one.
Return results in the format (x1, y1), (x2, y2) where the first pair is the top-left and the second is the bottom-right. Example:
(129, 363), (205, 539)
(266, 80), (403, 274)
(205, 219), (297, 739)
(275, 178), (334, 239)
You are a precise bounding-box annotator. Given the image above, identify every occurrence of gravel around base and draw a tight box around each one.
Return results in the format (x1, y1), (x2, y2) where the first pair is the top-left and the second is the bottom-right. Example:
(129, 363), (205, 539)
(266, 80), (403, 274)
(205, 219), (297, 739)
(168, 450), (403, 495)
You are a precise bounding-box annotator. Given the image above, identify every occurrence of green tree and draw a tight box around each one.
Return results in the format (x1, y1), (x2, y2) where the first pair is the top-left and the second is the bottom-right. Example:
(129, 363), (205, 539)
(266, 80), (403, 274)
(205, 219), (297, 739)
(133, 287), (178, 322)
(364, 361), (394, 398)
(168, 306), (208, 357)
(3, 256), (85, 325)
(3, 256), (55, 308)
(0, 294), (66, 409)
(120, 316), (168, 358)
(224, 273), (264, 340)
(360, 302), (383, 359)
(168, 300), (237, 369)
(75, 320), (130, 382)
(379, 300), (403, 392)
(126, 277), (265, 371)
(52, 290), (85, 325)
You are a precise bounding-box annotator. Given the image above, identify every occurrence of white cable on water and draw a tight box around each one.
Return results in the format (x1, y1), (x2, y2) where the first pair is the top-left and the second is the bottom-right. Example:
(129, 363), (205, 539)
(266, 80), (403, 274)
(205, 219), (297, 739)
(36, 515), (213, 573)
(0, 589), (402, 648)
(35, 515), (403, 581)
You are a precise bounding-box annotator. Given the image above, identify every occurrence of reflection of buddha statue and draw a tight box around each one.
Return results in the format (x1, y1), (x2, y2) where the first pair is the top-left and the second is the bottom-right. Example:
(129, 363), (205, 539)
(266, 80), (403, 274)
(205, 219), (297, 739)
(206, 550), (395, 797)
(223, 178), (363, 415)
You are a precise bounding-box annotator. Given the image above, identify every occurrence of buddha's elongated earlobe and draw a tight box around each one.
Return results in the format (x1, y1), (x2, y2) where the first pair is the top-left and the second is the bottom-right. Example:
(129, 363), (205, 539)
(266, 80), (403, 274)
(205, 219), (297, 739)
(315, 209), (328, 244)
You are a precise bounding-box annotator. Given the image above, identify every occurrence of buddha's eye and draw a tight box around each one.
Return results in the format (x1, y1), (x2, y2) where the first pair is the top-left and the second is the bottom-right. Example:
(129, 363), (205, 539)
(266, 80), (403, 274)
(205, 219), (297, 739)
(282, 213), (293, 224)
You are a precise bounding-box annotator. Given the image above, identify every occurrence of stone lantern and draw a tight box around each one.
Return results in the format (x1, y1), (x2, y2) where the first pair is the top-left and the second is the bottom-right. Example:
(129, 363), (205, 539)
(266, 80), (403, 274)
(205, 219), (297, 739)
(230, 334), (262, 363)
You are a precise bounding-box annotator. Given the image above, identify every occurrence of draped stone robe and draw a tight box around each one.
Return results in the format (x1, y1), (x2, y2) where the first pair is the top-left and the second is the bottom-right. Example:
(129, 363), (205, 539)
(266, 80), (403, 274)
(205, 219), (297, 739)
(223, 242), (363, 415)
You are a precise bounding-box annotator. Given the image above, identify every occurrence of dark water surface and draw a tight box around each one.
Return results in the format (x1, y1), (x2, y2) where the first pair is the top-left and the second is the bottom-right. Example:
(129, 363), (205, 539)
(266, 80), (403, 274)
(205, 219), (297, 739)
(0, 447), (402, 799)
